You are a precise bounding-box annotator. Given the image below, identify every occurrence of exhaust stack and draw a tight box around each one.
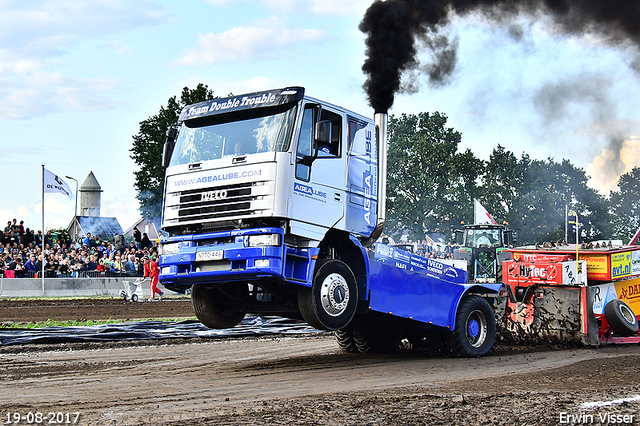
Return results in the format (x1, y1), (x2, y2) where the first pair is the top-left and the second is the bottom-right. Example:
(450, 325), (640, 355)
(375, 112), (388, 228)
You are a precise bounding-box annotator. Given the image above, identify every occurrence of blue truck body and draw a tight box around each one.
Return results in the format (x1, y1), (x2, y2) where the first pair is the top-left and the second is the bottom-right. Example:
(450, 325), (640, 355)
(159, 87), (503, 355)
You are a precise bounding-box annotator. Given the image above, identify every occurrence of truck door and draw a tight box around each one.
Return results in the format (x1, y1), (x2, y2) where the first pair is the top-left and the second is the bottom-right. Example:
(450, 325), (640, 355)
(291, 105), (346, 230)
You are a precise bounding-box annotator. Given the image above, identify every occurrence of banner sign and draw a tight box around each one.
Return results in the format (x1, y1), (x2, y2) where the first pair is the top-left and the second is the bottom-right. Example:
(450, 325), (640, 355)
(374, 244), (467, 284)
(503, 260), (587, 285)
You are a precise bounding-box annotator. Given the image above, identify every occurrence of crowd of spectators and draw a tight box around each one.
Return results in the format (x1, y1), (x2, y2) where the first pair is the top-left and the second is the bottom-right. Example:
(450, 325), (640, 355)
(0, 218), (158, 279)
(379, 235), (458, 260)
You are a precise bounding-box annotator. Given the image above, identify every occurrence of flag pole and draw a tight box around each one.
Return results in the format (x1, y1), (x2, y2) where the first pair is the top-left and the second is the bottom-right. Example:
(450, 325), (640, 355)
(575, 211), (579, 275)
(41, 165), (45, 296)
(565, 205), (568, 243)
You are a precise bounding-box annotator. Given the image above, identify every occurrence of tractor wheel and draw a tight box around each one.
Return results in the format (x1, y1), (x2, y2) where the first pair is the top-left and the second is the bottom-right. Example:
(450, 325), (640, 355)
(448, 295), (496, 357)
(604, 299), (639, 337)
(192, 283), (247, 329)
(298, 259), (358, 331)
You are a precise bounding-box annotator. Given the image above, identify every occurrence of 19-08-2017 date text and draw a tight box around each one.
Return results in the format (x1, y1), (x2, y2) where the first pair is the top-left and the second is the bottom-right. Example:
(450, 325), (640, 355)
(4, 412), (80, 424)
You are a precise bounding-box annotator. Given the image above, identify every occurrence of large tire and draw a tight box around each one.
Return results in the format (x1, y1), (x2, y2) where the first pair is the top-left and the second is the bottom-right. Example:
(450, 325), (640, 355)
(448, 295), (496, 357)
(298, 259), (358, 331)
(334, 326), (358, 353)
(192, 283), (248, 329)
(604, 299), (639, 337)
(352, 314), (402, 354)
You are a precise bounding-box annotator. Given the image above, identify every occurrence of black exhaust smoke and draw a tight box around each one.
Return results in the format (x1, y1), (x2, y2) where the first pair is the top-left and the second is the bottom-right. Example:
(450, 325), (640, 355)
(360, 0), (640, 113)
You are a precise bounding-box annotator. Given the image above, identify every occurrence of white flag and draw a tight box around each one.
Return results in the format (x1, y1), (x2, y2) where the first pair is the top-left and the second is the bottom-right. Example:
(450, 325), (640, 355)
(474, 199), (497, 225)
(43, 168), (73, 200)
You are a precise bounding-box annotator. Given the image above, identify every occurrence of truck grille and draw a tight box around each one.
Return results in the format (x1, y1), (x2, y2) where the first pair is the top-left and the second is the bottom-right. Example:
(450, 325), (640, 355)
(174, 182), (258, 222)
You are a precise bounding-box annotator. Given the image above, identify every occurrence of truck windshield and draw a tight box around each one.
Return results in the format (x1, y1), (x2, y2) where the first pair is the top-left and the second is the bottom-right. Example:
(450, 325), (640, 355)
(169, 106), (297, 166)
(466, 229), (502, 248)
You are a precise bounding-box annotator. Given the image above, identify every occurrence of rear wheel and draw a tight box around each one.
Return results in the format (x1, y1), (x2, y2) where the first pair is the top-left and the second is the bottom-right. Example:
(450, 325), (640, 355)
(448, 295), (496, 357)
(352, 314), (402, 353)
(192, 283), (248, 329)
(298, 259), (357, 331)
(604, 299), (639, 337)
(334, 326), (358, 353)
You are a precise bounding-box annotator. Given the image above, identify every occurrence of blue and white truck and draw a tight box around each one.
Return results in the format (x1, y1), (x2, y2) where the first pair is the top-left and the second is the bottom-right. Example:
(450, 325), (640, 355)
(158, 87), (502, 356)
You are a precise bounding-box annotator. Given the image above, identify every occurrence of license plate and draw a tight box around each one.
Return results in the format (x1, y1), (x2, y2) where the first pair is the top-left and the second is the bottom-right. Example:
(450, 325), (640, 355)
(196, 250), (223, 261)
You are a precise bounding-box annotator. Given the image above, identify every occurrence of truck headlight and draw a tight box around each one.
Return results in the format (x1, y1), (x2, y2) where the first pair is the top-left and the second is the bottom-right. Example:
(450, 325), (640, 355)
(160, 242), (181, 255)
(248, 234), (281, 247)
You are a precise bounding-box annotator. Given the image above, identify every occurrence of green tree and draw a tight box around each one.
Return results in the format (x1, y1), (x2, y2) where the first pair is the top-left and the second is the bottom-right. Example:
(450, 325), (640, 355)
(130, 84), (216, 219)
(386, 112), (483, 240)
(610, 166), (640, 242)
(481, 147), (610, 244)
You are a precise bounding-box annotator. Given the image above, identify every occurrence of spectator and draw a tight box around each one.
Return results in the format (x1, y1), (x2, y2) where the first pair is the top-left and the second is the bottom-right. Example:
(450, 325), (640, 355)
(140, 233), (152, 250)
(59, 258), (71, 277)
(133, 227), (142, 249)
(125, 255), (137, 275)
(114, 232), (125, 252)
(83, 232), (92, 247)
(24, 254), (37, 273)
(17, 220), (24, 245)
(143, 256), (163, 301)
(45, 254), (58, 278)
(44, 231), (53, 249)
(13, 258), (26, 278)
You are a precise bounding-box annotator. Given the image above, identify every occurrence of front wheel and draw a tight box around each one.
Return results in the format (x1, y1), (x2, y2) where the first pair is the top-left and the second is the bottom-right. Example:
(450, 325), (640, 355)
(298, 259), (358, 331)
(192, 283), (248, 329)
(448, 295), (496, 357)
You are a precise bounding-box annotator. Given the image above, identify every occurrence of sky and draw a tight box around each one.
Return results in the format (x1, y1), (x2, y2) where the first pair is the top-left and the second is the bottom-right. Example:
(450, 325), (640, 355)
(2, 0), (640, 234)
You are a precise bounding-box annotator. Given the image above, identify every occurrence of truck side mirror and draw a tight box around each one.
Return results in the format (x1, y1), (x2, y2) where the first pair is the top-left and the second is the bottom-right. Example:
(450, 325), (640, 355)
(315, 120), (331, 145)
(162, 126), (179, 169)
(300, 120), (332, 166)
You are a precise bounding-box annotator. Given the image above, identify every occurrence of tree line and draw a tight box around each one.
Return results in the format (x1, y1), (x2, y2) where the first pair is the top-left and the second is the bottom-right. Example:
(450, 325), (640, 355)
(387, 112), (639, 244)
(130, 85), (640, 245)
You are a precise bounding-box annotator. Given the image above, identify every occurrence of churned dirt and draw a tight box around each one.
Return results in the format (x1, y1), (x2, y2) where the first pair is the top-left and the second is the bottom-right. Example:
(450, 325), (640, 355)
(1, 298), (639, 425)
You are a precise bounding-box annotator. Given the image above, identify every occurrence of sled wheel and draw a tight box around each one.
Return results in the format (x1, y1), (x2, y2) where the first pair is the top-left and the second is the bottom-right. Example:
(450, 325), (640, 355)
(604, 299), (639, 337)
(448, 295), (496, 357)
(334, 326), (358, 353)
(131, 294), (139, 303)
(298, 259), (357, 331)
(192, 283), (248, 329)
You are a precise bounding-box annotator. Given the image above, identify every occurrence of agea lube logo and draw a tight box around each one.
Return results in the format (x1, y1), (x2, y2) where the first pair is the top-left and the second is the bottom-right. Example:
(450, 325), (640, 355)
(363, 129), (373, 226)
(294, 182), (327, 201)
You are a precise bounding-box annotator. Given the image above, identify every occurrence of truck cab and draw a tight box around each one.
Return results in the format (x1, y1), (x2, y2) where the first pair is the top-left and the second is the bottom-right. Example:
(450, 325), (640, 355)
(159, 87), (381, 330)
(453, 224), (514, 283)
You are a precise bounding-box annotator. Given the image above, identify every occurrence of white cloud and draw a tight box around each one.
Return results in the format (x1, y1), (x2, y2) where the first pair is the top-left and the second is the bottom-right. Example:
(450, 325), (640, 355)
(0, 1), (169, 120)
(174, 17), (329, 65)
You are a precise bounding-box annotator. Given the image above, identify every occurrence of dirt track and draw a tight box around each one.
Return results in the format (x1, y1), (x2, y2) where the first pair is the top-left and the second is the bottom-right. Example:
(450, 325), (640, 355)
(0, 297), (195, 324)
(1, 298), (640, 425)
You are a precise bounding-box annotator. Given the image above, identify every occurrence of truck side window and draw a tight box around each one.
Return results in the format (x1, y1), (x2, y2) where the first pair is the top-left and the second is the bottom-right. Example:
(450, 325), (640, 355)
(295, 108), (314, 181)
(318, 110), (341, 158)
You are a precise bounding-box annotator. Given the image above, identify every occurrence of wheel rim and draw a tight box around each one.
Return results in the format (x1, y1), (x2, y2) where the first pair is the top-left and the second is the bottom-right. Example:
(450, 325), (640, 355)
(619, 303), (637, 325)
(320, 273), (350, 316)
(466, 310), (488, 348)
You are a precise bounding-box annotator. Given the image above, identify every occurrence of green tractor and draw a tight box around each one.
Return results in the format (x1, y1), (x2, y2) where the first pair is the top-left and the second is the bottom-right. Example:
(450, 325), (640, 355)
(453, 224), (515, 283)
